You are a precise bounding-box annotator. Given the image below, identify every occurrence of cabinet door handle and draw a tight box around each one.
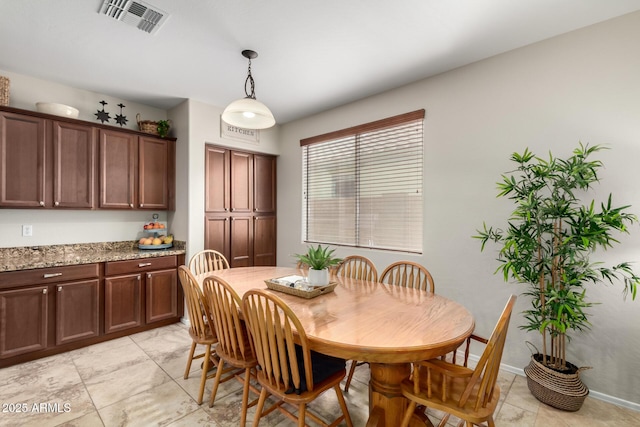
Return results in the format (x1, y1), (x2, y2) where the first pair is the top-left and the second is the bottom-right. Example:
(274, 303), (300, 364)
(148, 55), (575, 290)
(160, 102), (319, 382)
(42, 288), (47, 294)
(137, 275), (141, 281)
(138, 262), (152, 268)
(43, 273), (63, 279)
(39, 201), (45, 207)
(140, 203), (144, 208)
(129, 203), (134, 208)
(54, 201), (60, 206)
(57, 286), (62, 292)
(147, 273), (151, 279)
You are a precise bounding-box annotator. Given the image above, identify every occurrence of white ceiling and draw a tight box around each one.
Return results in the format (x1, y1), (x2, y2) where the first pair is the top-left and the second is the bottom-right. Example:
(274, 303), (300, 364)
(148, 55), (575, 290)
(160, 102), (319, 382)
(2, 1), (640, 124)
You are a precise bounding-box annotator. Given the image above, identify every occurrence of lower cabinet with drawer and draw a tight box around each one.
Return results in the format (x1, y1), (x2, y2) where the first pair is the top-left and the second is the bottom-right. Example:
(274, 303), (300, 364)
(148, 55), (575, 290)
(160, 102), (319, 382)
(104, 255), (179, 334)
(0, 264), (99, 360)
(0, 254), (184, 368)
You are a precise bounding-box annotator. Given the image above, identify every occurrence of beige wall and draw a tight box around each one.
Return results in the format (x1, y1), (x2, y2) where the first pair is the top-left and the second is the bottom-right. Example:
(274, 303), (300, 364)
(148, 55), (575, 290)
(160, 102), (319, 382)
(277, 11), (640, 407)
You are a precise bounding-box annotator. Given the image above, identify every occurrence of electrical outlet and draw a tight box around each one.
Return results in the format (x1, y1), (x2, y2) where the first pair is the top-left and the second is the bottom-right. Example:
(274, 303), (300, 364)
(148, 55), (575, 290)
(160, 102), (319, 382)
(22, 225), (33, 237)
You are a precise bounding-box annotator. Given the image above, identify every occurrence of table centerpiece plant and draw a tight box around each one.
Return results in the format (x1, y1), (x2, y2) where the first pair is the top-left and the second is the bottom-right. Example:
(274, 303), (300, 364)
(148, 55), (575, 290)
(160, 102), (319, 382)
(474, 143), (639, 411)
(294, 244), (342, 285)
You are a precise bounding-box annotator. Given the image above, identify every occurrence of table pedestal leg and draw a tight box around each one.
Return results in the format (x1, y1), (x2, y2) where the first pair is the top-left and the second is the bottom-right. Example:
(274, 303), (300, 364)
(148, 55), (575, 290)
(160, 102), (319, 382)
(366, 362), (434, 427)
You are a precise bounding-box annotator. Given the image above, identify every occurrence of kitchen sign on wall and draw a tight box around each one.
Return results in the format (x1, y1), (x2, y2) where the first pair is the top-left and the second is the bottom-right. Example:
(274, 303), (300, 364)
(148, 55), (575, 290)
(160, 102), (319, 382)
(220, 117), (260, 144)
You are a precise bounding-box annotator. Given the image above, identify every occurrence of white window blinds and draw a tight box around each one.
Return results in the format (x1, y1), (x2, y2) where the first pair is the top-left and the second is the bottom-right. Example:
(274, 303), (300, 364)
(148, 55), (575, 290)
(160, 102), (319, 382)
(301, 110), (424, 253)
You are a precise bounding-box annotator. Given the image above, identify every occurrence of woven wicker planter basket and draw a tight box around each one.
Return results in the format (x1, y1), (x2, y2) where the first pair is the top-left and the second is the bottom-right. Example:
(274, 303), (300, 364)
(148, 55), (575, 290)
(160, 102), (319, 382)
(524, 354), (590, 412)
(136, 114), (160, 135)
(0, 76), (9, 106)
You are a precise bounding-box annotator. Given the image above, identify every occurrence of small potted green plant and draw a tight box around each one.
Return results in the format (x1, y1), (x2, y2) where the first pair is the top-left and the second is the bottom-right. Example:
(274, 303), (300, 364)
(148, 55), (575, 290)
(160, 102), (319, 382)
(294, 244), (342, 285)
(157, 120), (171, 138)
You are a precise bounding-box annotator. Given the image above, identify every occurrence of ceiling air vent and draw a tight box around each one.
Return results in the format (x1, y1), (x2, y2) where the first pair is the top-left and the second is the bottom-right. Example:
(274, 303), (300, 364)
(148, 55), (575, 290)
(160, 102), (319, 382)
(99, 0), (169, 34)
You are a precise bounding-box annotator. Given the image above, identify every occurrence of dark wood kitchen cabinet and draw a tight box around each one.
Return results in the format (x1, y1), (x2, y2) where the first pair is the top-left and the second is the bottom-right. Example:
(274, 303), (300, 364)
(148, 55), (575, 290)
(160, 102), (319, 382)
(99, 129), (137, 209)
(145, 268), (178, 323)
(53, 121), (96, 208)
(204, 145), (277, 267)
(104, 273), (143, 334)
(0, 264), (100, 359)
(0, 106), (174, 211)
(55, 279), (100, 345)
(104, 255), (179, 334)
(0, 111), (96, 209)
(0, 111), (46, 207)
(0, 286), (48, 359)
(0, 254), (183, 368)
(99, 130), (175, 210)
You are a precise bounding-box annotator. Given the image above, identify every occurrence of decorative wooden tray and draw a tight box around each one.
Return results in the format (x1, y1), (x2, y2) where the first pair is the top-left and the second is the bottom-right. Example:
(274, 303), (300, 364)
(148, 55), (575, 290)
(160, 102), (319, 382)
(265, 275), (337, 299)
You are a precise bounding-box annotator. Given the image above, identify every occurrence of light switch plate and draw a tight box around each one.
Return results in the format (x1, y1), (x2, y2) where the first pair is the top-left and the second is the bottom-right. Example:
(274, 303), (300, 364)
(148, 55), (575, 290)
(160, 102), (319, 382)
(22, 225), (33, 237)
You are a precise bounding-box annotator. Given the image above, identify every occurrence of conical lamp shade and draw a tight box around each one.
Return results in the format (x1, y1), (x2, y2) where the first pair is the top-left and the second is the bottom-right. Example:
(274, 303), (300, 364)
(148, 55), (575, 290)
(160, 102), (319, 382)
(222, 97), (275, 130)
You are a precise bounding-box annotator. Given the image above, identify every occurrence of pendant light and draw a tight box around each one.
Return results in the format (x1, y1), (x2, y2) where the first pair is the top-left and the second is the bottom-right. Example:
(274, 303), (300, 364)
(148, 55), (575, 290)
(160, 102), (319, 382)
(222, 49), (275, 129)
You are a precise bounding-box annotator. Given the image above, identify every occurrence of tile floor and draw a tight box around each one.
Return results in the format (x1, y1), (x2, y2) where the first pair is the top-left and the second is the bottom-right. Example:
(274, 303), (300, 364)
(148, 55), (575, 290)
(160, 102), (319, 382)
(0, 322), (638, 427)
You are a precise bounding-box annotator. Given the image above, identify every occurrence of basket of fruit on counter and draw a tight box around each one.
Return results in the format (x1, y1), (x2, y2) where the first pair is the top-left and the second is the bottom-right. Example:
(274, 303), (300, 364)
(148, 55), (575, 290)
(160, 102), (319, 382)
(139, 234), (173, 250)
(139, 217), (173, 249)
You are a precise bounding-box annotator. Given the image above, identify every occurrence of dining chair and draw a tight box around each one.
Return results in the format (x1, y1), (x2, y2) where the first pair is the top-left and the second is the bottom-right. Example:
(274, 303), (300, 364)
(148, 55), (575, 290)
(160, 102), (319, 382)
(242, 289), (354, 427)
(202, 275), (259, 425)
(399, 295), (517, 427)
(335, 255), (378, 282)
(189, 249), (230, 275)
(177, 265), (219, 405)
(380, 261), (435, 293)
(335, 255), (378, 392)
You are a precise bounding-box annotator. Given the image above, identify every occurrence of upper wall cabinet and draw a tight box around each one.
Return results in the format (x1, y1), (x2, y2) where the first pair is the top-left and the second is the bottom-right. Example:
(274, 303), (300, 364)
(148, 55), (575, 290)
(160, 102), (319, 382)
(0, 112), (46, 207)
(53, 121), (96, 208)
(0, 111), (96, 208)
(99, 129), (137, 209)
(99, 130), (175, 210)
(0, 106), (175, 211)
(139, 135), (174, 210)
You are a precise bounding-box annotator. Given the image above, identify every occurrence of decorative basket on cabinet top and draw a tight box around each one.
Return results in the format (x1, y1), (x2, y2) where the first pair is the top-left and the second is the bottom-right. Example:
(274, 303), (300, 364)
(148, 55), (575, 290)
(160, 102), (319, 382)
(0, 76), (9, 106)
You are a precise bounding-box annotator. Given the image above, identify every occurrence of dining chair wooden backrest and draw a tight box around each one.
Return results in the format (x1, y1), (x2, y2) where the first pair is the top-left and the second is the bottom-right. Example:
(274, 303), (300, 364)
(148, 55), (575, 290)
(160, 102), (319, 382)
(400, 295), (517, 427)
(177, 265), (218, 404)
(336, 254), (378, 392)
(335, 255), (378, 282)
(242, 289), (353, 427)
(189, 249), (230, 275)
(202, 275), (258, 424)
(380, 261), (435, 293)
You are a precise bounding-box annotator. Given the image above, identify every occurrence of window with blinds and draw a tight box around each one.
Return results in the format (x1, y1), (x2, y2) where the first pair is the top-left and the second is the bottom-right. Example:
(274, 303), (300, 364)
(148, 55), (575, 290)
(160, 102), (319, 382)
(300, 110), (424, 253)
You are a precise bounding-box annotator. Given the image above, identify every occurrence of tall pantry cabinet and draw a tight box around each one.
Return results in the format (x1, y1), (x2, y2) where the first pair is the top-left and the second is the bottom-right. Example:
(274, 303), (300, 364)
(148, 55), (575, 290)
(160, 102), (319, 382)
(204, 145), (276, 266)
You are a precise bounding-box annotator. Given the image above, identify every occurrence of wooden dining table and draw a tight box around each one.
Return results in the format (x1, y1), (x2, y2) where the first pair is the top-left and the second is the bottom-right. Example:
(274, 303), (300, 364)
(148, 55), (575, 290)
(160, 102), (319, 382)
(195, 266), (475, 427)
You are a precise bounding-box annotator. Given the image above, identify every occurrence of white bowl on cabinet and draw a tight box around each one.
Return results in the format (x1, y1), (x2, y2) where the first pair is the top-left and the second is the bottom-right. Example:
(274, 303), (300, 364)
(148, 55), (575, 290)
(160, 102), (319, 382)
(35, 102), (79, 119)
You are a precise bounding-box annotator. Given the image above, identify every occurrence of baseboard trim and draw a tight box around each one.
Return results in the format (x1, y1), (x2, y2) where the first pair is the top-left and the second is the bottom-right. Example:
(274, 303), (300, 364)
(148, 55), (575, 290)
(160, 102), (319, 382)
(464, 353), (640, 413)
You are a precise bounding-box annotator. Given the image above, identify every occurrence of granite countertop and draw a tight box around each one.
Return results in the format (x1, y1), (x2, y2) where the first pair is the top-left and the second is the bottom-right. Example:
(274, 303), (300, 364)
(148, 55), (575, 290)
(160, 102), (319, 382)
(0, 241), (186, 272)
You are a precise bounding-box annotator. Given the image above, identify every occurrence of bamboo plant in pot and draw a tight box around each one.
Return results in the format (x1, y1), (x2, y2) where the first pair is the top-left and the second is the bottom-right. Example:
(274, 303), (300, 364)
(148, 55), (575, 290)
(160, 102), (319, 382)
(294, 244), (342, 285)
(475, 143), (639, 411)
